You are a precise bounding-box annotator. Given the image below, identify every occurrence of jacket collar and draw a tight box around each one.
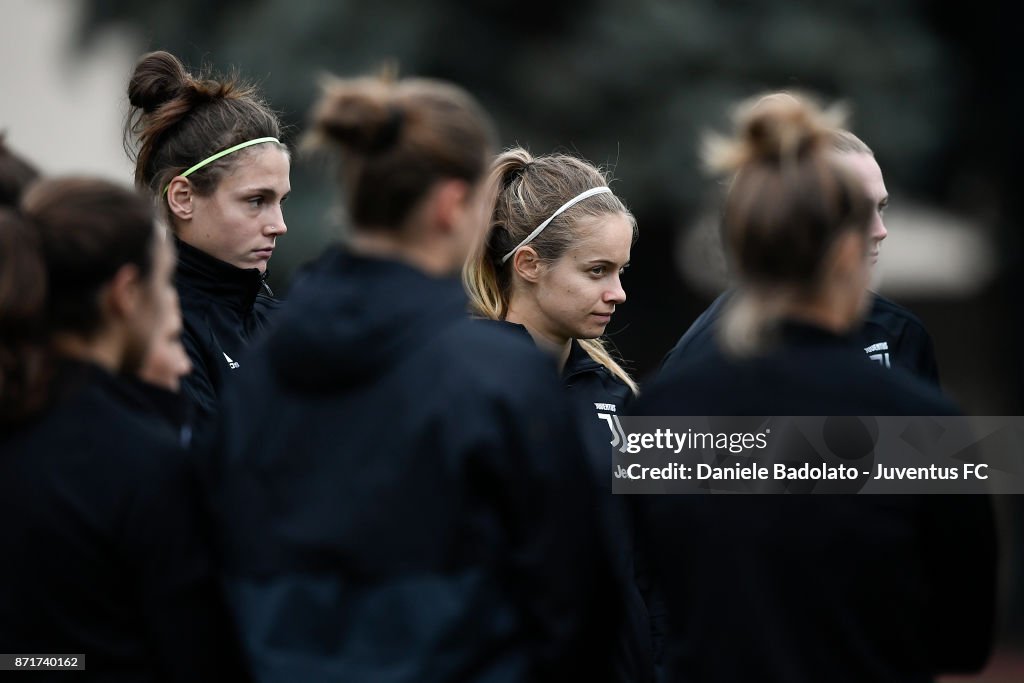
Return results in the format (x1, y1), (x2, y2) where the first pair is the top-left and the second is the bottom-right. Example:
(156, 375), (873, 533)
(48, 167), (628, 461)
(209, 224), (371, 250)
(174, 237), (269, 311)
(562, 338), (603, 379)
(488, 321), (602, 380)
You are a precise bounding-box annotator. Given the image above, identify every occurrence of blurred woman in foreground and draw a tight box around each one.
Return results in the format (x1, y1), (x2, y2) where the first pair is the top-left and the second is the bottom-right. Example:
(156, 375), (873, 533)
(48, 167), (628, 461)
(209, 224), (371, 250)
(0, 178), (246, 680)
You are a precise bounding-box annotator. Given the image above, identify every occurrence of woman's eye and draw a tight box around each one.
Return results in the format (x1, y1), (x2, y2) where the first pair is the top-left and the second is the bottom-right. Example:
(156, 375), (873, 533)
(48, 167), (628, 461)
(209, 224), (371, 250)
(248, 197), (264, 209)
(590, 266), (605, 276)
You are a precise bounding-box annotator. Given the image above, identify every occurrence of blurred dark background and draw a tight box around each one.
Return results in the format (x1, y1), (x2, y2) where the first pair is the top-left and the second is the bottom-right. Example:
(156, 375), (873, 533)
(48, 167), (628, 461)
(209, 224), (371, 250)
(73, 0), (1023, 675)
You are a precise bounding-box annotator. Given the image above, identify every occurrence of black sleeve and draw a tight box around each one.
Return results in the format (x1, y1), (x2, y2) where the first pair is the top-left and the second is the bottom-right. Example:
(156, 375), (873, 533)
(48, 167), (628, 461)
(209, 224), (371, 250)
(179, 324), (219, 422)
(484, 368), (621, 681)
(899, 320), (942, 387)
(633, 513), (669, 681)
(659, 292), (731, 376)
(120, 445), (250, 682)
(921, 494), (998, 674)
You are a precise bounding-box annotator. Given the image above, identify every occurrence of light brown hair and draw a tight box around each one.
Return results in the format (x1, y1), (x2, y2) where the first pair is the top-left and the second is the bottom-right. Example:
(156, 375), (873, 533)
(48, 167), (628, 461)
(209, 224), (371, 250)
(307, 73), (496, 230)
(704, 92), (873, 355)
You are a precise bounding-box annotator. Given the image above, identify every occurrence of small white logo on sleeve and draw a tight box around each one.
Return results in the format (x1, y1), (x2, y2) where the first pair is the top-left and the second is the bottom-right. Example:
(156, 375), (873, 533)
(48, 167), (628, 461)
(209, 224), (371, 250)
(863, 341), (891, 369)
(223, 352), (240, 370)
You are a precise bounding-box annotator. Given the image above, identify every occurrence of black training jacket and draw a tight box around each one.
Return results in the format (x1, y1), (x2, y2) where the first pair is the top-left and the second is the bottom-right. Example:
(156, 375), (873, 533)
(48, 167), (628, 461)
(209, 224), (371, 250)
(174, 238), (280, 422)
(208, 247), (620, 683)
(0, 360), (247, 681)
(661, 290), (941, 384)
(122, 375), (193, 447)
(561, 339), (661, 683)
(492, 323), (657, 682)
(630, 321), (998, 683)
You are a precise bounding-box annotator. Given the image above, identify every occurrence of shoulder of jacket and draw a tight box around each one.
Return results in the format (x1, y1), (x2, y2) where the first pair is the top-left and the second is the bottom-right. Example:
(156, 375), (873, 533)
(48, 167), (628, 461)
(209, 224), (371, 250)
(427, 318), (560, 393)
(866, 292), (933, 339)
(871, 293), (929, 329)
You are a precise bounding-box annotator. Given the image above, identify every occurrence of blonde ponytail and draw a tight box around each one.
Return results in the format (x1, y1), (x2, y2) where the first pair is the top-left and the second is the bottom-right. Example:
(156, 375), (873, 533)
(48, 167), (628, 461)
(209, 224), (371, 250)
(579, 338), (639, 395)
(464, 147), (639, 395)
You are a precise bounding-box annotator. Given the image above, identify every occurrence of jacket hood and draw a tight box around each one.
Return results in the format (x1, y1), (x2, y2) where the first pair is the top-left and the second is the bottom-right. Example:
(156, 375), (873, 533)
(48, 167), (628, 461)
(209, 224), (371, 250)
(268, 248), (468, 390)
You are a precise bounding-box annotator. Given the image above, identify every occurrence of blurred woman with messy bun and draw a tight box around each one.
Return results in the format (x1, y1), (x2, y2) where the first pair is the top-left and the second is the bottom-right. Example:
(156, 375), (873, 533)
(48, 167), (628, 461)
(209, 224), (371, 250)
(639, 91), (960, 410)
(0, 179), (247, 679)
(124, 50), (289, 419)
(630, 93), (996, 683)
(210, 72), (619, 682)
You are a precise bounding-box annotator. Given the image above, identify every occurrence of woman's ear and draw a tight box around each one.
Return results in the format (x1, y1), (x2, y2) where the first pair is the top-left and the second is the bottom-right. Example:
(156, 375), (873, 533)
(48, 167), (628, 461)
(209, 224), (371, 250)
(102, 263), (144, 321)
(166, 177), (194, 222)
(430, 179), (471, 235)
(511, 246), (544, 283)
(829, 230), (869, 283)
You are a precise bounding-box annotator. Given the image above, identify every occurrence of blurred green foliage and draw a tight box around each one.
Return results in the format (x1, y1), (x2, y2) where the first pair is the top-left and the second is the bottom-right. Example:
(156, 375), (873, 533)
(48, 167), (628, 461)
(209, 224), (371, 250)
(81, 0), (963, 281)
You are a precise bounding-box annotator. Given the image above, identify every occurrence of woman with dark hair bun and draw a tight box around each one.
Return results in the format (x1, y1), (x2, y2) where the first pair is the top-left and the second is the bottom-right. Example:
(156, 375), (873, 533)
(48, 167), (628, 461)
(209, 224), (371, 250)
(124, 50), (290, 420)
(630, 93), (997, 683)
(0, 178), (247, 680)
(210, 72), (619, 682)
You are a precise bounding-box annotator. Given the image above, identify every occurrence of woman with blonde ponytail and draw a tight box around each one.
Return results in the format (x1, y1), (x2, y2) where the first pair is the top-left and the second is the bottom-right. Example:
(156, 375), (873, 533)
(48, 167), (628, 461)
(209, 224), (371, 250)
(465, 148), (654, 682)
(465, 148), (638, 394)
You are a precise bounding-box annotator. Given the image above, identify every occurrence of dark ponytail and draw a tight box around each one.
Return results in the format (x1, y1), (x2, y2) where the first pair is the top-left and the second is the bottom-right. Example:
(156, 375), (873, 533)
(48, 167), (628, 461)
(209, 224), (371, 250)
(0, 210), (49, 424)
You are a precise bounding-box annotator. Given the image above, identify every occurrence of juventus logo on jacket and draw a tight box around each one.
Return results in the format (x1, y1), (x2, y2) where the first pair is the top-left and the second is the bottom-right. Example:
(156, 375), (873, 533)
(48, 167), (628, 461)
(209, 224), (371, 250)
(864, 341), (891, 369)
(596, 402), (628, 453)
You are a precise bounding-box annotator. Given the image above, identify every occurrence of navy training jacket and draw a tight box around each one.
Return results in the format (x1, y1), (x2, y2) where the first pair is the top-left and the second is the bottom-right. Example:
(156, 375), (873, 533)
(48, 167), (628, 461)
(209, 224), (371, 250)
(208, 247), (620, 683)
(631, 321), (997, 683)
(661, 290), (941, 385)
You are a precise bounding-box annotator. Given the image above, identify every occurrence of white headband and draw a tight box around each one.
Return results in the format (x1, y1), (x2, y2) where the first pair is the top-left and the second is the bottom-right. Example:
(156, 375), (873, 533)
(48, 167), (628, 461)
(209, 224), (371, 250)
(500, 186), (614, 264)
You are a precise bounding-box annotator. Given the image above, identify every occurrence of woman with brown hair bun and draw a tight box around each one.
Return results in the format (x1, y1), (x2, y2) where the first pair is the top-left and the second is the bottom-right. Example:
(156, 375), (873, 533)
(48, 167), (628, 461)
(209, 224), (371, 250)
(630, 93), (996, 683)
(0, 178), (247, 680)
(210, 73), (619, 682)
(124, 50), (290, 420)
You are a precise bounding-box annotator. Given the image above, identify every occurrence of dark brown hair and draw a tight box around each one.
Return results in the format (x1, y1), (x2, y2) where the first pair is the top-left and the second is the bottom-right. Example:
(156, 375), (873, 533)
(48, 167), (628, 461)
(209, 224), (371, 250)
(307, 73), (496, 230)
(0, 134), (40, 208)
(124, 51), (284, 202)
(23, 178), (158, 337)
(1, 178), (159, 423)
(0, 209), (48, 422)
